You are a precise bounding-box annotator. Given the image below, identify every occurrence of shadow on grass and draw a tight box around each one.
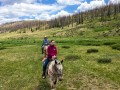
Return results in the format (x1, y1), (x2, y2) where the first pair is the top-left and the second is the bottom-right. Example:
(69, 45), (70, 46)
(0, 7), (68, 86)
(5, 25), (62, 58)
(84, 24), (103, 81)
(61, 45), (70, 49)
(35, 80), (51, 90)
(0, 46), (6, 50)
(65, 55), (81, 61)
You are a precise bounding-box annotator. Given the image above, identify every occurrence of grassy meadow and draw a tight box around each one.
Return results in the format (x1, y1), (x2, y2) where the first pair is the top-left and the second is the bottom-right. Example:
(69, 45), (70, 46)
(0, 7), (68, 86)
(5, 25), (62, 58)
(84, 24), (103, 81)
(0, 24), (120, 90)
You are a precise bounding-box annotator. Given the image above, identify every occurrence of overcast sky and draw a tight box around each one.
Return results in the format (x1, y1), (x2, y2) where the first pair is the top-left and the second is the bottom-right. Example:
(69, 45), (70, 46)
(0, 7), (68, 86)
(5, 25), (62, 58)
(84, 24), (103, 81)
(0, 0), (119, 24)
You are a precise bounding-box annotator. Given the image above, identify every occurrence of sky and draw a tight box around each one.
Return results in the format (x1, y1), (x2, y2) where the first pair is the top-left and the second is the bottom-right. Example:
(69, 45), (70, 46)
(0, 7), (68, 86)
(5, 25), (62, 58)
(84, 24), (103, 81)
(0, 0), (119, 24)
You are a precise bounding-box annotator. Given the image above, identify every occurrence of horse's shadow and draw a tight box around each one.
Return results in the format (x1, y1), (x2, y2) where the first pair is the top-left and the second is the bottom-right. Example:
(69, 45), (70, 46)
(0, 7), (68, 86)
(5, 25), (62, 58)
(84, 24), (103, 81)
(35, 79), (51, 90)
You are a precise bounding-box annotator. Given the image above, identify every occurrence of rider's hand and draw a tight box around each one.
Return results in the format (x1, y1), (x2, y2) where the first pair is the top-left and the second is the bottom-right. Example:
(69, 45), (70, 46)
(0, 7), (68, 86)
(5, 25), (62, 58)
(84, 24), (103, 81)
(52, 55), (56, 60)
(42, 60), (44, 63)
(42, 58), (46, 63)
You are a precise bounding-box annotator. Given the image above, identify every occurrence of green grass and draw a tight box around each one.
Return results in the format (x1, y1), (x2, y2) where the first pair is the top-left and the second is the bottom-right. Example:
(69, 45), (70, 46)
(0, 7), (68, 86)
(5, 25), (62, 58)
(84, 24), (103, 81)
(0, 24), (120, 90)
(0, 44), (41, 90)
(93, 26), (113, 32)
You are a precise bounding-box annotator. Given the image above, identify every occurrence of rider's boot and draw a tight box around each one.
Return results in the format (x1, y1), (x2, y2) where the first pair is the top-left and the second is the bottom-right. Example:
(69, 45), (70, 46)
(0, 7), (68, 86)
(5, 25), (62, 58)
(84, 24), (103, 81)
(42, 71), (46, 79)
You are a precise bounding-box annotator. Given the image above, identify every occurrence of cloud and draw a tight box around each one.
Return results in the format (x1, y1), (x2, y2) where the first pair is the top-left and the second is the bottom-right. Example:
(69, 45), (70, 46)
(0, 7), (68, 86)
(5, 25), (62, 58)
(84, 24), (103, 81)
(0, 0), (37, 5)
(0, 9), (71, 24)
(0, 17), (21, 25)
(76, 0), (106, 12)
(56, 0), (83, 5)
(35, 13), (51, 20)
(35, 10), (71, 20)
(0, 3), (65, 24)
(51, 10), (71, 18)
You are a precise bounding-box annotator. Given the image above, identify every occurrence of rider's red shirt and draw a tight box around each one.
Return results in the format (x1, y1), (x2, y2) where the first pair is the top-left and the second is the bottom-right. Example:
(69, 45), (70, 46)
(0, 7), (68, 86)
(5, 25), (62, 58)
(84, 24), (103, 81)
(47, 45), (57, 59)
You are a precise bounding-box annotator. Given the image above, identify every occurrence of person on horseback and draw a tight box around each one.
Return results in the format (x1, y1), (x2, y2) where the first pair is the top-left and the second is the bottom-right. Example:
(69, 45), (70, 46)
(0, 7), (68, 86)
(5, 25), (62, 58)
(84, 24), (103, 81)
(42, 40), (57, 79)
(41, 36), (49, 54)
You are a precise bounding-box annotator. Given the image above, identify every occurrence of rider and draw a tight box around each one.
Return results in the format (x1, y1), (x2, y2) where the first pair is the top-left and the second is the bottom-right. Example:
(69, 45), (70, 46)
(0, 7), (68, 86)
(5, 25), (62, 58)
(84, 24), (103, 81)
(42, 40), (57, 79)
(41, 36), (49, 54)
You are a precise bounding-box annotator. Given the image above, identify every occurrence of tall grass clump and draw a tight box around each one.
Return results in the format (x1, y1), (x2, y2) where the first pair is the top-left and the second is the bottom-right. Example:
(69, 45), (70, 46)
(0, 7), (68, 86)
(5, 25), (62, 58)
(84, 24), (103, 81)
(111, 44), (120, 50)
(97, 58), (112, 63)
(61, 45), (70, 49)
(87, 48), (98, 53)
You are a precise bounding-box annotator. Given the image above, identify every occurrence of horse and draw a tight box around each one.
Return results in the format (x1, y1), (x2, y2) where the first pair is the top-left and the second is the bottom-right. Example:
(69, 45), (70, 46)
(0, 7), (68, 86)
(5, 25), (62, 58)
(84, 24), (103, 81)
(46, 59), (63, 90)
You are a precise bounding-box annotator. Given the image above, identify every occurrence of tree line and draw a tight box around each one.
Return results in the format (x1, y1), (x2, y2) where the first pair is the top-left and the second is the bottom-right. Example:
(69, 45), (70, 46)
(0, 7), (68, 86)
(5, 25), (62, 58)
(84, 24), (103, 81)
(0, 3), (120, 33)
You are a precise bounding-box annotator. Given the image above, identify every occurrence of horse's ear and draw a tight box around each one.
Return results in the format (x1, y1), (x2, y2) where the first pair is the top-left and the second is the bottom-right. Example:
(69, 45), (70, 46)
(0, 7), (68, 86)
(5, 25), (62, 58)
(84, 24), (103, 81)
(61, 60), (63, 63)
(55, 60), (57, 64)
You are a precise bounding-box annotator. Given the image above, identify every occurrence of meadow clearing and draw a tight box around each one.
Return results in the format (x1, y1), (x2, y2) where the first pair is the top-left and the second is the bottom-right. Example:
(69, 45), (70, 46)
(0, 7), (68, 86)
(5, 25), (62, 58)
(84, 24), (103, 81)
(0, 25), (120, 90)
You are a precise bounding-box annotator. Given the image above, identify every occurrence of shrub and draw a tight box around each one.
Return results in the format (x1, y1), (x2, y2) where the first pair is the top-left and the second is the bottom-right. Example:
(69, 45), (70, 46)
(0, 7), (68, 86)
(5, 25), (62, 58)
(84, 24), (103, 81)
(97, 58), (111, 63)
(87, 49), (98, 53)
(31, 28), (34, 32)
(21, 29), (26, 33)
(111, 44), (120, 50)
(65, 55), (80, 61)
(61, 46), (70, 49)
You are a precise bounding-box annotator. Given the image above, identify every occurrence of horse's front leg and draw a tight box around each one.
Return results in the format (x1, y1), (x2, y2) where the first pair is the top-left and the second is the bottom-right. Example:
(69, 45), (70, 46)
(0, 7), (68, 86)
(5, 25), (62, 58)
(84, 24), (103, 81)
(49, 77), (56, 90)
(54, 79), (57, 85)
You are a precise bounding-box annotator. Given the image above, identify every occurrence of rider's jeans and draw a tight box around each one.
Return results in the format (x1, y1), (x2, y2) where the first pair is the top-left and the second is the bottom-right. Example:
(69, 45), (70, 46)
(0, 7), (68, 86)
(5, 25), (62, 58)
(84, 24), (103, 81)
(43, 58), (50, 75)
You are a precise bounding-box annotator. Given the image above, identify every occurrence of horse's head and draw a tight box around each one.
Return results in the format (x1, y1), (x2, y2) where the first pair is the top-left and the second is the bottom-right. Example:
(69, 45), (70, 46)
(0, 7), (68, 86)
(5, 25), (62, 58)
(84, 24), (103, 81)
(54, 59), (63, 81)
